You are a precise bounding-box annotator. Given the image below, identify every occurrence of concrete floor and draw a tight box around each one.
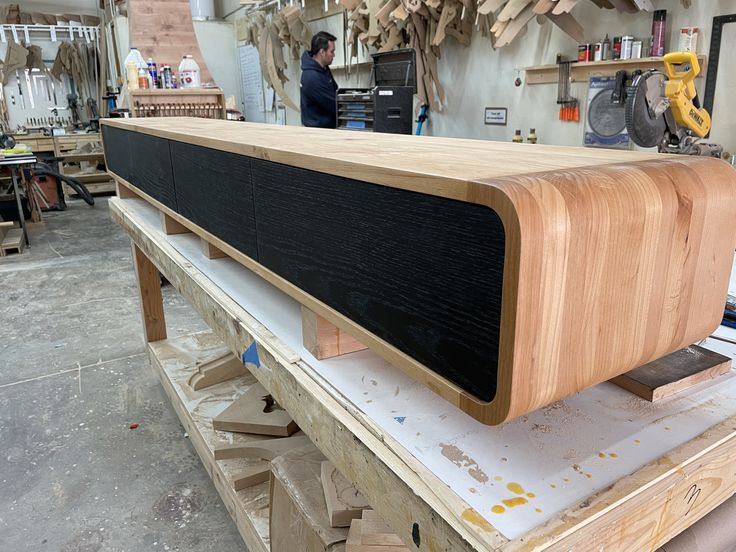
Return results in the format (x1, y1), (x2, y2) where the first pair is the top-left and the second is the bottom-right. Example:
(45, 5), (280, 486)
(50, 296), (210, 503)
(0, 197), (246, 551)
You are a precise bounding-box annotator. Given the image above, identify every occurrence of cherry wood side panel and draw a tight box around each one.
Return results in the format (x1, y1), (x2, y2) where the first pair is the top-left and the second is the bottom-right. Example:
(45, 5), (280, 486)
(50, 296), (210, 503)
(469, 157), (736, 422)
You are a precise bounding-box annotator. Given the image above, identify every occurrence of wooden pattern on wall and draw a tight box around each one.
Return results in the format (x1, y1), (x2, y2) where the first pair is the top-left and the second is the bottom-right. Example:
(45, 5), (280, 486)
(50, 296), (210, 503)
(128, 0), (213, 84)
(103, 118), (736, 424)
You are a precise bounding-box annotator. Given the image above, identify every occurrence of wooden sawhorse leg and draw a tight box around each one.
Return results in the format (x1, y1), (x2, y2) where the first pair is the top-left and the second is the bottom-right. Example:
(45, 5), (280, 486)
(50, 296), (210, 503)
(132, 242), (167, 342)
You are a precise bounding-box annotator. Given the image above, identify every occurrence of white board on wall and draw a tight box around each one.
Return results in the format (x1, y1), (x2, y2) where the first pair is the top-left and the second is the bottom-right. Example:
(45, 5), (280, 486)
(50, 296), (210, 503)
(238, 44), (266, 123)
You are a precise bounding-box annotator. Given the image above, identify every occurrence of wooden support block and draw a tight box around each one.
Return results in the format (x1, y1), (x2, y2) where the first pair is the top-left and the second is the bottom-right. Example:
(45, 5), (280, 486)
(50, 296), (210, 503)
(132, 243), (166, 342)
(610, 345), (732, 402)
(160, 212), (190, 235)
(302, 306), (368, 360)
(321, 461), (370, 527)
(187, 352), (248, 390)
(214, 433), (312, 461)
(200, 237), (227, 259)
(116, 180), (138, 199)
(213, 382), (299, 436)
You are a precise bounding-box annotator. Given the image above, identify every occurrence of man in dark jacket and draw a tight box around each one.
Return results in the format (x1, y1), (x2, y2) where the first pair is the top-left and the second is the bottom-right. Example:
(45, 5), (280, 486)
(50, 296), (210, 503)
(300, 31), (339, 128)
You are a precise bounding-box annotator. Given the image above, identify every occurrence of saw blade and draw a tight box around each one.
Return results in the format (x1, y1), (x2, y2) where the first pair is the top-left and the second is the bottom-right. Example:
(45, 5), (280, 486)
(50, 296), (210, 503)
(625, 71), (667, 148)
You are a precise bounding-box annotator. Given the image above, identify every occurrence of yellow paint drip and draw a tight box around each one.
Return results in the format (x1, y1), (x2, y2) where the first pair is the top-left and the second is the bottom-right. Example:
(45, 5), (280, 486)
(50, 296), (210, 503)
(526, 492), (536, 498)
(598, 452), (606, 459)
(550, 484), (557, 489)
(634, 439), (641, 444)
(506, 482), (525, 495)
(494, 475), (503, 482)
(609, 453), (618, 458)
(502, 497), (528, 508)
(491, 505), (506, 514)
(535, 508), (542, 513)
(461, 508), (494, 532)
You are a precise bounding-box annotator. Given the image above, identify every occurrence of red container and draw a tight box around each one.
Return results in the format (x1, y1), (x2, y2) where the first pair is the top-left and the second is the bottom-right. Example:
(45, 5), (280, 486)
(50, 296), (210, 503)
(578, 43), (592, 62)
(650, 10), (667, 56)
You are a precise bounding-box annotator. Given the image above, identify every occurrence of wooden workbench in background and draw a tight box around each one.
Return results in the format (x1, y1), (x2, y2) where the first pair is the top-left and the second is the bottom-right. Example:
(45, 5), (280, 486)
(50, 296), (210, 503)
(111, 193), (736, 552)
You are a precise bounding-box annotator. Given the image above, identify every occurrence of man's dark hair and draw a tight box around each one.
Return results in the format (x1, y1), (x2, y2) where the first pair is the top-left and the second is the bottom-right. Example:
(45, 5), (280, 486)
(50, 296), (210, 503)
(310, 31), (337, 55)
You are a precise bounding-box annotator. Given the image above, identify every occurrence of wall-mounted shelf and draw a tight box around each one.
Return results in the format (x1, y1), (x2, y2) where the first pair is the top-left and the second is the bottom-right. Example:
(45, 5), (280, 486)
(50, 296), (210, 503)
(524, 55), (708, 85)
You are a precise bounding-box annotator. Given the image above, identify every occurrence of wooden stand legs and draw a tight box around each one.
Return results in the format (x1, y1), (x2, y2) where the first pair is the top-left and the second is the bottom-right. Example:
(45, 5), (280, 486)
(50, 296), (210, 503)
(132, 242), (167, 342)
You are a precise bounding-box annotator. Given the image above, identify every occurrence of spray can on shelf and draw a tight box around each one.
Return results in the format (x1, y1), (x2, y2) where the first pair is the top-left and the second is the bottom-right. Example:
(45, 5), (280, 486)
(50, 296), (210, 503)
(612, 36), (622, 59)
(650, 10), (667, 56)
(147, 58), (158, 89)
(162, 65), (173, 89)
(178, 55), (201, 88)
(602, 34), (611, 60)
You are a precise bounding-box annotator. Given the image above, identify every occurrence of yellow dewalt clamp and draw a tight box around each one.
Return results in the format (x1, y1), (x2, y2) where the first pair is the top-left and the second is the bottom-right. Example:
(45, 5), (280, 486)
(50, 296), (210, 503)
(625, 51), (722, 156)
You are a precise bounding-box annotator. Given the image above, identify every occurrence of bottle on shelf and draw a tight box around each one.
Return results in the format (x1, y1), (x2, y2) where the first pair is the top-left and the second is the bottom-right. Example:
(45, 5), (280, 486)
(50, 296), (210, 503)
(527, 128), (537, 144)
(138, 67), (150, 89)
(124, 47), (147, 90)
(178, 55), (201, 88)
(512, 130), (523, 143)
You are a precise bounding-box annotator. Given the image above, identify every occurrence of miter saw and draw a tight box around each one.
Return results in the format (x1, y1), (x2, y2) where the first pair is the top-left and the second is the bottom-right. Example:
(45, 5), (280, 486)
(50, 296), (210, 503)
(625, 51), (722, 157)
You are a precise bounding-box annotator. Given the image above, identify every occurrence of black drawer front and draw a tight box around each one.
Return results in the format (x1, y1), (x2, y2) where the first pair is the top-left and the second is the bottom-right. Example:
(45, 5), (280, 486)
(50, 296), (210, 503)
(251, 158), (505, 402)
(101, 126), (132, 182)
(171, 141), (258, 259)
(129, 133), (177, 211)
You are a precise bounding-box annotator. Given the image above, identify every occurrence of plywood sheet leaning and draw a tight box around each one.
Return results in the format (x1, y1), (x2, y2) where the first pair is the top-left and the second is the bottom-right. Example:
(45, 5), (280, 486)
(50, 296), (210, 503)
(321, 461), (370, 527)
(212, 381), (299, 436)
(128, 0), (213, 84)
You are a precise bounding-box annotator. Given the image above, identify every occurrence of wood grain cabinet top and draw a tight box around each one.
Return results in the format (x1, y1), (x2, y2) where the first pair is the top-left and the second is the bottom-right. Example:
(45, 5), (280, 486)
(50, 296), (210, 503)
(102, 117), (736, 424)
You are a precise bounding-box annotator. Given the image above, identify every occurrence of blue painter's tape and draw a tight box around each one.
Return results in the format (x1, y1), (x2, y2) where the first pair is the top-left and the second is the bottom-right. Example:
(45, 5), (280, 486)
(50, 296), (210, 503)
(394, 416), (406, 425)
(242, 341), (261, 368)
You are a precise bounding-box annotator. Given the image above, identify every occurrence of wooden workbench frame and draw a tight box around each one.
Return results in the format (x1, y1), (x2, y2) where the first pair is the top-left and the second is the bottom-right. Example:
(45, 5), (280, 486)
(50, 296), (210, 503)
(113, 194), (736, 552)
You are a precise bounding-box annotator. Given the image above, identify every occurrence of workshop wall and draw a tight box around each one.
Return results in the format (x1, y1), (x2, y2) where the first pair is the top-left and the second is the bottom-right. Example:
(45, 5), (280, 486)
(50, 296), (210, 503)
(1, 39), (77, 128)
(226, 0), (734, 154)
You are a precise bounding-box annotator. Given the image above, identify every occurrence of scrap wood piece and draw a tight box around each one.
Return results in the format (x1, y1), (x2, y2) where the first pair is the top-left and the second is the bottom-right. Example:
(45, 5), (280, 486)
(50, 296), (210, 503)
(533, 0), (557, 13)
(606, 0), (639, 12)
(610, 345), (732, 402)
(321, 461), (370, 527)
(631, 0), (654, 9)
(497, 0), (532, 21)
(231, 461), (271, 490)
(213, 381), (299, 436)
(346, 510), (410, 551)
(187, 351), (249, 391)
(432, 2), (458, 45)
(477, 0), (505, 15)
(377, 0), (399, 27)
(551, 0), (579, 14)
(214, 433), (312, 461)
(494, 2), (535, 46)
(545, 10), (585, 43)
